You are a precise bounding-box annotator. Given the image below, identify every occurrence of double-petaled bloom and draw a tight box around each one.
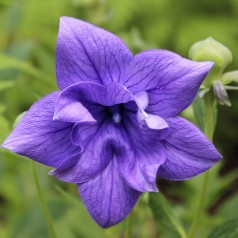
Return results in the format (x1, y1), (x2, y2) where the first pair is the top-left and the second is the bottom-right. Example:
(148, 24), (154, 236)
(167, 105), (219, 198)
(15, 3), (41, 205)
(2, 17), (222, 228)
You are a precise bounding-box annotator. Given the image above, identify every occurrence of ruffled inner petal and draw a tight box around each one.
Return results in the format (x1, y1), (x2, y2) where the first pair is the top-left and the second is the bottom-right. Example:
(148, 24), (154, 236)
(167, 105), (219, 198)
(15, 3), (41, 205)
(54, 82), (135, 123)
(50, 82), (169, 191)
(54, 100), (96, 123)
(117, 113), (167, 192)
(50, 121), (128, 183)
(51, 111), (168, 192)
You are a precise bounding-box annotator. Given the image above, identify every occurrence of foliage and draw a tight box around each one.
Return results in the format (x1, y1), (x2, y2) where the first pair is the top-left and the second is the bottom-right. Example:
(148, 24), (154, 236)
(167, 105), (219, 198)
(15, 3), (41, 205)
(0, 0), (238, 237)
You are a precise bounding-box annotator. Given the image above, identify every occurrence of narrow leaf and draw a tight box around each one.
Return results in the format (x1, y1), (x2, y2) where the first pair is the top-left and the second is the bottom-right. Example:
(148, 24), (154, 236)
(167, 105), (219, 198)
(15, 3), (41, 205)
(149, 192), (186, 238)
(0, 53), (53, 84)
(207, 218), (238, 238)
(0, 80), (14, 91)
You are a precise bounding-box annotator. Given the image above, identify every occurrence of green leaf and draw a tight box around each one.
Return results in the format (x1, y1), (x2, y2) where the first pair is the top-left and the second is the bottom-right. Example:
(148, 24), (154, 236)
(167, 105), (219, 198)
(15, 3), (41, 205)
(54, 185), (81, 205)
(0, 41), (36, 82)
(207, 218), (238, 238)
(149, 192), (186, 238)
(0, 115), (11, 143)
(54, 185), (105, 238)
(0, 80), (14, 91)
(5, 2), (23, 36)
(0, 53), (53, 84)
(0, 104), (6, 114)
(9, 199), (69, 238)
(10, 205), (48, 238)
(4, 41), (35, 60)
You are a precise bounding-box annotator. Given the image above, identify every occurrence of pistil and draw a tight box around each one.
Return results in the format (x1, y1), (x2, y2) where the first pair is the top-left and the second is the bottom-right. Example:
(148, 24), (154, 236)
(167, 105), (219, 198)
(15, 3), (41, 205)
(113, 112), (122, 123)
(108, 104), (122, 124)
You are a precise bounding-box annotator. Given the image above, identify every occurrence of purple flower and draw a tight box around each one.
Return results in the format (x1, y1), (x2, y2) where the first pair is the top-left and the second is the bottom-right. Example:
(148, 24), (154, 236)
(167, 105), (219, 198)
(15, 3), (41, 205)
(2, 17), (222, 228)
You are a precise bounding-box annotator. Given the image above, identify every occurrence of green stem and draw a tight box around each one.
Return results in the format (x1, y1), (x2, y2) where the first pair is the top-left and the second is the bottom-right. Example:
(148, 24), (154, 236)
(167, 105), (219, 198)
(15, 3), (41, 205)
(125, 210), (134, 238)
(32, 162), (57, 238)
(188, 172), (209, 238)
(176, 223), (187, 238)
(204, 93), (216, 141)
(188, 93), (216, 238)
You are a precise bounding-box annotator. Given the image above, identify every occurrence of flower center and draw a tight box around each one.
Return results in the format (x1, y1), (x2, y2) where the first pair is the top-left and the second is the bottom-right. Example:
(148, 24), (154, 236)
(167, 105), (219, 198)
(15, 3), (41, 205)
(107, 104), (123, 124)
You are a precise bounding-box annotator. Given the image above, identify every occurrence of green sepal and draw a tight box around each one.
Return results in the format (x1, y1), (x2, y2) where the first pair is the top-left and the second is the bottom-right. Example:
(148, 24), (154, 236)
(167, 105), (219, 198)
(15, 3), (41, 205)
(220, 70), (238, 85)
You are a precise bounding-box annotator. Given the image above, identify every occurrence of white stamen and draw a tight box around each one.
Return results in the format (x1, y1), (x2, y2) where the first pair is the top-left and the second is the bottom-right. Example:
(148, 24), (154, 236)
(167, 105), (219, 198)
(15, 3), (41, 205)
(134, 91), (149, 110)
(137, 110), (149, 120)
(113, 112), (121, 123)
(139, 120), (147, 129)
(137, 109), (150, 129)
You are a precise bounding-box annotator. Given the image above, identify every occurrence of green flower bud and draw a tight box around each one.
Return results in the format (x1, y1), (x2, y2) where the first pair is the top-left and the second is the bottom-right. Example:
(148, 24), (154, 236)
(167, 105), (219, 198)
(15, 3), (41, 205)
(189, 37), (233, 87)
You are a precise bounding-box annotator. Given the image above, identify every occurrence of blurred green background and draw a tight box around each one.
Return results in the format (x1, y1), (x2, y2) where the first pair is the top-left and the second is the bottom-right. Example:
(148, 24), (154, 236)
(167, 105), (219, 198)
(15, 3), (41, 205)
(0, 0), (238, 237)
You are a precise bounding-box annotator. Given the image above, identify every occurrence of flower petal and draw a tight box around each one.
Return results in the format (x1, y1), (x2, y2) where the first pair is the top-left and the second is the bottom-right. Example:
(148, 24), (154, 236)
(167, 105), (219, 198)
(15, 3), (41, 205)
(54, 82), (134, 122)
(71, 122), (99, 148)
(56, 17), (133, 90)
(53, 99), (96, 123)
(53, 83), (101, 123)
(118, 114), (167, 192)
(1, 92), (81, 167)
(51, 113), (167, 192)
(157, 116), (222, 180)
(78, 159), (141, 228)
(123, 50), (213, 117)
(50, 121), (125, 183)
